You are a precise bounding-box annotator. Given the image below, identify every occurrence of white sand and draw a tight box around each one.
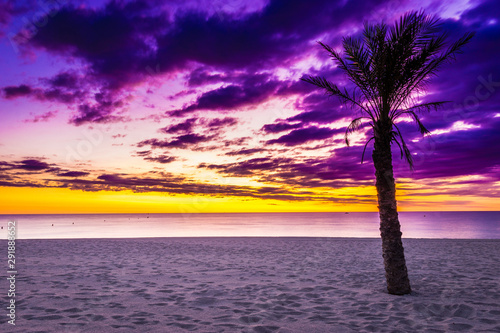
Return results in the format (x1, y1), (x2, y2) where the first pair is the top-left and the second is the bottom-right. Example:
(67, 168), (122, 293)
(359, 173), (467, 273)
(1, 238), (499, 332)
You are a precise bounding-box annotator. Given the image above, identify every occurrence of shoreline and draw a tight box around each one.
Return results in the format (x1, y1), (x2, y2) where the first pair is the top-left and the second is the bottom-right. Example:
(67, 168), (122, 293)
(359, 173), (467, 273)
(3, 236), (500, 241)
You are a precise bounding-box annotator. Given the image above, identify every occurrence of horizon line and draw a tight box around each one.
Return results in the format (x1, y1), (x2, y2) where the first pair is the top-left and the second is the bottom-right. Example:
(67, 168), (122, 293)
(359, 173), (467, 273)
(1, 210), (499, 215)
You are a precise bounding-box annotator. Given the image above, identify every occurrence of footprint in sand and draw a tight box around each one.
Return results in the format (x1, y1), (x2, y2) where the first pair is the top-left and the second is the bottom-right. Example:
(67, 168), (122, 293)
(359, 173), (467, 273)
(452, 304), (474, 318)
(193, 296), (217, 306)
(448, 323), (473, 331)
(240, 315), (261, 323)
(253, 325), (280, 333)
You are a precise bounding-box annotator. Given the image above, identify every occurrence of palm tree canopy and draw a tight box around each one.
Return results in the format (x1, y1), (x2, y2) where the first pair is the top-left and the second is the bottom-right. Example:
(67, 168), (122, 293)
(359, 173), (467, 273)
(302, 11), (474, 169)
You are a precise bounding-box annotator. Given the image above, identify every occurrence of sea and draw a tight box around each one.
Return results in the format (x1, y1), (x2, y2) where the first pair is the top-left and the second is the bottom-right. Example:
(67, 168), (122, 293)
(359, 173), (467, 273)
(0, 212), (499, 239)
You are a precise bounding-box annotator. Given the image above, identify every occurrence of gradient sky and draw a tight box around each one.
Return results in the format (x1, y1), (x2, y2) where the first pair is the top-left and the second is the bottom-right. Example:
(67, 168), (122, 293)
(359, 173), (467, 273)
(0, 0), (499, 213)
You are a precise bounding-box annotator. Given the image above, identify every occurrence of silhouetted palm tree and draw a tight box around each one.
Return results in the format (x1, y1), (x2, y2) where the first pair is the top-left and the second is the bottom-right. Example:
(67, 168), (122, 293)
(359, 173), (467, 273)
(303, 11), (474, 295)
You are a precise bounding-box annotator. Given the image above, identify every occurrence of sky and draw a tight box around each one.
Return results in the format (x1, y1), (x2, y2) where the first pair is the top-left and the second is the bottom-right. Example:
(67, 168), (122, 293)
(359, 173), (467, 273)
(0, 0), (499, 214)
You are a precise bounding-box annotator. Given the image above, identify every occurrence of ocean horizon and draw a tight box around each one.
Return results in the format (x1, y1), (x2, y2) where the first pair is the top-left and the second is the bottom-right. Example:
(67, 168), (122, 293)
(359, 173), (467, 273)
(1, 211), (499, 240)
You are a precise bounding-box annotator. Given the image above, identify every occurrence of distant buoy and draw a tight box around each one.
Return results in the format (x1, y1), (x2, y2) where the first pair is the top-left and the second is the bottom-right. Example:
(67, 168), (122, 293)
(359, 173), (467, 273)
(52, 224), (54, 226)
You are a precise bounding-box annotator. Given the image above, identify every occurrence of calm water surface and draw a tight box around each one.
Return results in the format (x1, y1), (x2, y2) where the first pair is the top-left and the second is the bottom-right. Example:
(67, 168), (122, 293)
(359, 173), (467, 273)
(1, 212), (499, 239)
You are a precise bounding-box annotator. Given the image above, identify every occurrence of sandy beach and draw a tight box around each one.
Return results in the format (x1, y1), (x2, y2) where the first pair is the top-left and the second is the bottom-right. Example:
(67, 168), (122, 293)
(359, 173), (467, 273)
(1, 237), (499, 332)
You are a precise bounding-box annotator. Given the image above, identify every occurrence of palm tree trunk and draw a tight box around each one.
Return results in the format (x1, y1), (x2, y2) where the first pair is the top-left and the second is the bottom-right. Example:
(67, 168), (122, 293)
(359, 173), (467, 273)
(372, 125), (411, 295)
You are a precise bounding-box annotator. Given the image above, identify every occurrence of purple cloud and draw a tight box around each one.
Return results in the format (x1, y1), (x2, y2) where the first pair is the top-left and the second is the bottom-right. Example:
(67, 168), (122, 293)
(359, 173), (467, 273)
(138, 133), (213, 149)
(23, 111), (57, 123)
(143, 155), (177, 164)
(0, 0), (444, 126)
(72, 100), (124, 125)
(14, 159), (51, 171)
(160, 118), (197, 134)
(225, 148), (266, 156)
(262, 122), (302, 133)
(3, 84), (32, 98)
(0, 159), (61, 174)
(170, 77), (281, 115)
(206, 117), (238, 128)
(267, 126), (341, 146)
(199, 146), (377, 188)
(58, 171), (90, 177)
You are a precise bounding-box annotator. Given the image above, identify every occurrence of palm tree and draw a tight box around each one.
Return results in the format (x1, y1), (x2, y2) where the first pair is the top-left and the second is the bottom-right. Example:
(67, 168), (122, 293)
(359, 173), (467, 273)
(303, 11), (474, 295)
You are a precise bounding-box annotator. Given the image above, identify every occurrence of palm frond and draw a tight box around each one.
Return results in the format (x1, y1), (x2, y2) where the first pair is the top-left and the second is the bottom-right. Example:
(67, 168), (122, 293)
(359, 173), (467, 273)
(405, 101), (448, 112)
(392, 123), (414, 169)
(317, 41), (380, 118)
(361, 136), (375, 163)
(345, 117), (365, 146)
(391, 101), (448, 119)
(301, 75), (375, 121)
(402, 110), (430, 135)
(302, 10), (474, 169)
(392, 31), (475, 111)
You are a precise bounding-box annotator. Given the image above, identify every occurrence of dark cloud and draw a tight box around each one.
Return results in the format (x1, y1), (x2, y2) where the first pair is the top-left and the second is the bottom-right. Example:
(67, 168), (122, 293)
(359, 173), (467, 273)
(11, 159), (51, 171)
(199, 146), (376, 188)
(186, 67), (233, 87)
(155, 0), (387, 72)
(170, 72), (310, 116)
(3, 0), (387, 124)
(262, 122), (302, 133)
(4, 1), (168, 124)
(392, 120), (500, 181)
(0, 0), (424, 125)
(97, 174), (123, 182)
(44, 71), (80, 89)
(3, 84), (32, 98)
(170, 75), (281, 115)
(287, 109), (344, 124)
(200, 157), (294, 176)
(0, 159), (64, 175)
(58, 171), (90, 177)
(225, 148), (266, 156)
(137, 133), (213, 149)
(2, 157), (369, 202)
(135, 150), (151, 156)
(160, 118), (197, 134)
(71, 99), (124, 125)
(2, 72), (87, 106)
(3, 83), (85, 104)
(143, 155), (177, 164)
(221, 136), (251, 147)
(28, 2), (168, 91)
(206, 117), (238, 128)
(267, 126), (341, 146)
(42, 171), (359, 202)
(3, 0), (496, 130)
(258, 91), (348, 141)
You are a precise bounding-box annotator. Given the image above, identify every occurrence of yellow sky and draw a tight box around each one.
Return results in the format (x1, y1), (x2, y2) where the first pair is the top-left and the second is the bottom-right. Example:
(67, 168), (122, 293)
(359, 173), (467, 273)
(1, 186), (497, 214)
